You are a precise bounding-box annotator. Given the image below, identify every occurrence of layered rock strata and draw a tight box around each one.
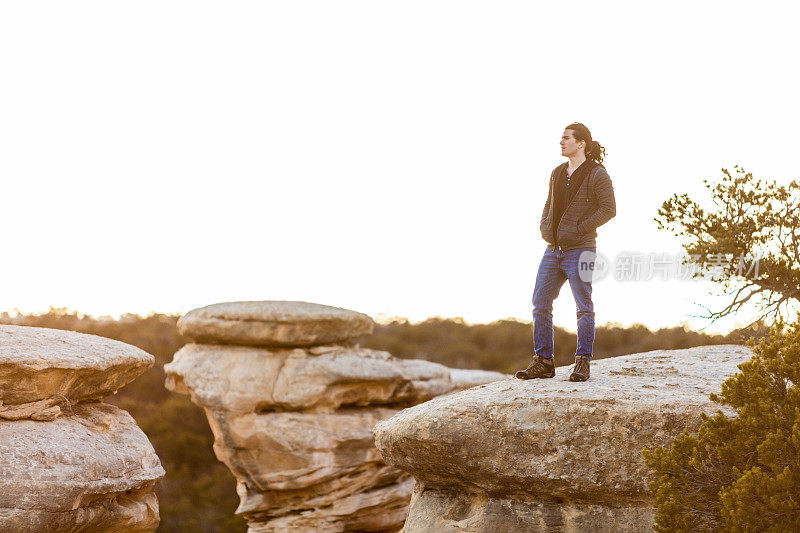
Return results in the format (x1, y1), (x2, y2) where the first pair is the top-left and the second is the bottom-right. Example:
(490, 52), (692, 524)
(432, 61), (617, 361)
(0, 324), (164, 532)
(165, 301), (506, 532)
(373, 344), (755, 533)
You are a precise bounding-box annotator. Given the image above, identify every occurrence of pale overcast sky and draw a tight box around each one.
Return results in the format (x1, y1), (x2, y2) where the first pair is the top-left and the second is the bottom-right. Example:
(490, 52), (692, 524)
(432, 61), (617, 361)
(1, 2), (798, 334)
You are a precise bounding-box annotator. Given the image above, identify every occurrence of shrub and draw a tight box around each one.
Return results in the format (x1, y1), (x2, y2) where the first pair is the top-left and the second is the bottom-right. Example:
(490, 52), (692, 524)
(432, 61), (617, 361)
(643, 319), (800, 532)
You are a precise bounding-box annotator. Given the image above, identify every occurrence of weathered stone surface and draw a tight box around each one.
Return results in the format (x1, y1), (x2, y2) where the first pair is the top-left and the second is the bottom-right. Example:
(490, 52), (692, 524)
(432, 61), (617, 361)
(449, 368), (509, 391)
(0, 397), (62, 421)
(165, 344), (461, 412)
(177, 301), (374, 347)
(206, 407), (401, 512)
(0, 324), (154, 407)
(0, 493), (160, 533)
(400, 484), (655, 533)
(373, 344), (754, 532)
(0, 402), (165, 532)
(246, 477), (414, 533)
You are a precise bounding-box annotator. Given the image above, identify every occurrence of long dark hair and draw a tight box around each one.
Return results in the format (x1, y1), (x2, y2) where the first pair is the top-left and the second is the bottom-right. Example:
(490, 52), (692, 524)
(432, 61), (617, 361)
(565, 122), (606, 164)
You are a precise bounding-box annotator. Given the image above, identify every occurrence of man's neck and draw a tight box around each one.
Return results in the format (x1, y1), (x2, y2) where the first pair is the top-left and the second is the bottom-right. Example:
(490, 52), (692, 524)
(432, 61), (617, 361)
(567, 153), (587, 173)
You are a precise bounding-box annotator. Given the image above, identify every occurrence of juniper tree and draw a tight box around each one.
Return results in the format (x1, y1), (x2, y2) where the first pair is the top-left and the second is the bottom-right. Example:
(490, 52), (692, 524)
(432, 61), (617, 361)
(643, 318), (800, 532)
(654, 166), (800, 330)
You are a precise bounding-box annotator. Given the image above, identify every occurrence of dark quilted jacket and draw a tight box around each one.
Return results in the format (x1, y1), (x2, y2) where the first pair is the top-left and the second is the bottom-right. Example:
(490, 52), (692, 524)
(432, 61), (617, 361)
(539, 162), (617, 251)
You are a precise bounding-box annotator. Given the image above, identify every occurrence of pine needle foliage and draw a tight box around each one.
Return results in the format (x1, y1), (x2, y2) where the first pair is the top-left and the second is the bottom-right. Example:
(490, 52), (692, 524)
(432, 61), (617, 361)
(643, 319), (800, 532)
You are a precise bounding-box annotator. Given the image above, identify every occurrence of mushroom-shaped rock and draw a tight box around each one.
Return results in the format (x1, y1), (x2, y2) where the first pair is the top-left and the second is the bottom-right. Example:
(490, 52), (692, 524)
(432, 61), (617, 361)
(0, 325), (163, 532)
(165, 300), (508, 532)
(373, 345), (754, 532)
(0, 324), (154, 412)
(177, 301), (374, 347)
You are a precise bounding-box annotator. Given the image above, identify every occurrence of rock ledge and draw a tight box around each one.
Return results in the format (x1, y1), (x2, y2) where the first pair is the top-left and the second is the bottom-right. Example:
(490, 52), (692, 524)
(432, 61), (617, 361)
(373, 344), (754, 532)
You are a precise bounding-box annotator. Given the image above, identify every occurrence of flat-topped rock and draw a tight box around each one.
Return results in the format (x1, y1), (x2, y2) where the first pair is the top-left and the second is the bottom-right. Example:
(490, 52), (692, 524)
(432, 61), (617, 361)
(177, 301), (374, 347)
(165, 344), (462, 413)
(373, 345), (754, 532)
(0, 325), (154, 407)
(0, 402), (165, 532)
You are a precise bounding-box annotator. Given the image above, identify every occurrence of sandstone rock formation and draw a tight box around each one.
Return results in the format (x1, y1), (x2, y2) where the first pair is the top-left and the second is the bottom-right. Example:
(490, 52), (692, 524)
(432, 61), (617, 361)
(0, 325), (165, 532)
(177, 300), (375, 347)
(165, 301), (506, 532)
(373, 344), (755, 533)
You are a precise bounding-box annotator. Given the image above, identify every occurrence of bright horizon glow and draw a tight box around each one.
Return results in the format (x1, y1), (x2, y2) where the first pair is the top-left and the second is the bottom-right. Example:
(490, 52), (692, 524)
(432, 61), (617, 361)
(1, 2), (798, 336)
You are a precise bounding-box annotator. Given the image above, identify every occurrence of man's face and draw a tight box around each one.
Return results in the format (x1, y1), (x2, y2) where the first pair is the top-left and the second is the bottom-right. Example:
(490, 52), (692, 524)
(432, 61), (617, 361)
(560, 129), (584, 158)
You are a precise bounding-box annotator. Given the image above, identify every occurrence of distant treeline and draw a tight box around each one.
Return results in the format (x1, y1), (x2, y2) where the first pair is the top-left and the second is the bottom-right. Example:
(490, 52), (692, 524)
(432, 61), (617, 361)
(0, 309), (760, 533)
(362, 316), (758, 372)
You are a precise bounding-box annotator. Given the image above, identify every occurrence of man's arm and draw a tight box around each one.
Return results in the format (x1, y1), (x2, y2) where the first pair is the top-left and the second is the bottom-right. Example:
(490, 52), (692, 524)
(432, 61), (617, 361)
(540, 174), (553, 226)
(577, 167), (616, 233)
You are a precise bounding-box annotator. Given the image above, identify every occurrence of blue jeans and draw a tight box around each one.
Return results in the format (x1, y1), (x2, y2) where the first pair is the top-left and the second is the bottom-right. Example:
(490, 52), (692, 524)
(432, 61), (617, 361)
(532, 244), (596, 360)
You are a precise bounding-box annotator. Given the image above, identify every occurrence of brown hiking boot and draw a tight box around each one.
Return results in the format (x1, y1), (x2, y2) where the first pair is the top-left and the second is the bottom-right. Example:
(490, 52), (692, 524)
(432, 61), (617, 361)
(569, 356), (590, 382)
(515, 355), (555, 379)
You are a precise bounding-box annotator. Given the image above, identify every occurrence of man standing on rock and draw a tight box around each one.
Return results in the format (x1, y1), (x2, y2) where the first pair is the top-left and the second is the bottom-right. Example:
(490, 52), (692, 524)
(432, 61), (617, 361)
(516, 123), (616, 382)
